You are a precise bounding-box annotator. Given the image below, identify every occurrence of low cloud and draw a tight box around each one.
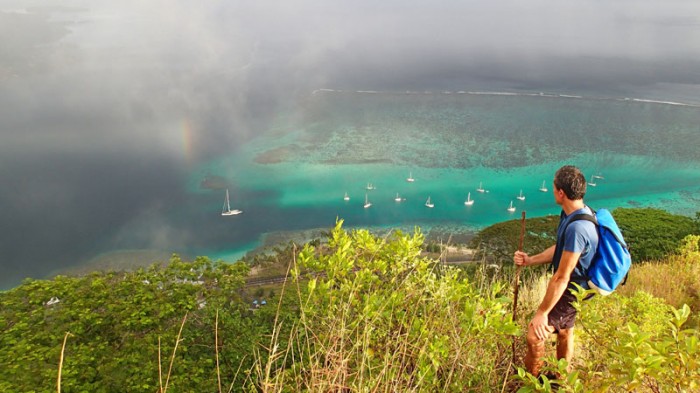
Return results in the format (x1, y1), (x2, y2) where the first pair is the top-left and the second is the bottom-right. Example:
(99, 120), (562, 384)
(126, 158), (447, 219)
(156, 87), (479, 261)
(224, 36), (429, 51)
(1, 0), (699, 287)
(3, 0), (700, 157)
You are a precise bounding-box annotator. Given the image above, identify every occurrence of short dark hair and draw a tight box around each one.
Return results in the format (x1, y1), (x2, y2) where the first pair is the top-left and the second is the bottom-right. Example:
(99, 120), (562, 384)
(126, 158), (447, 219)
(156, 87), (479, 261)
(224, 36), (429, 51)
(554, 165), (586, 200)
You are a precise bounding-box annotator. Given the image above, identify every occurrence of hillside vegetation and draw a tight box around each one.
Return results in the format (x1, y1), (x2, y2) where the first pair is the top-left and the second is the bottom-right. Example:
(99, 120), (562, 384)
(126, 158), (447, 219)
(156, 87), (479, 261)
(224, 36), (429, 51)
(469, 207), (700, 265)
(1, 208), (699, 392)
(0, 257), (296, 392)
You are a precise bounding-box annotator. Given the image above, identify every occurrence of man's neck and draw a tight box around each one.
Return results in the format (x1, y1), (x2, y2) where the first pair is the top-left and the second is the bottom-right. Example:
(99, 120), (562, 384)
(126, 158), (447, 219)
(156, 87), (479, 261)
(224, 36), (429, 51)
(561, 199), (585, 216)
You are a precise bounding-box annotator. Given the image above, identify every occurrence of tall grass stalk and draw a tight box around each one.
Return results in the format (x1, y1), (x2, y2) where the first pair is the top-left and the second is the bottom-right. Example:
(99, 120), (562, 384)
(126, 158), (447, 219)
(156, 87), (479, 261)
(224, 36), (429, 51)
(158, 337), (163, 392)
(226, 354), (248, 393)
(163, 312), (188, 393)
(215, 309), (222, 393)
(57, 332), (72, 393)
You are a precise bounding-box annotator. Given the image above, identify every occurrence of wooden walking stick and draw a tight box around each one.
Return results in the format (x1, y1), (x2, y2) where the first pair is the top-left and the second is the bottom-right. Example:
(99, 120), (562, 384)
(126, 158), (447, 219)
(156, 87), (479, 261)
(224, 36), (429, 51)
(511, 211), (526, 365)
(512, 211), (527, 321)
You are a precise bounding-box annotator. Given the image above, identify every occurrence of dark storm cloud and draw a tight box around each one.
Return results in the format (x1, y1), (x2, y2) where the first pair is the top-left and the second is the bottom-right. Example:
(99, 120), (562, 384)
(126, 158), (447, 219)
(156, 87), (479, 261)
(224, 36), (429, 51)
(1, 0), (699, 287)
(0, 150), (186, 287)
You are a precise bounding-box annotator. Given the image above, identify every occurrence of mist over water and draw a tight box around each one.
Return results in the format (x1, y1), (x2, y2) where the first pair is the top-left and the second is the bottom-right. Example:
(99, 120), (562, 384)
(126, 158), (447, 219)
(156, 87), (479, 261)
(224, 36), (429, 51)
(2, 1), (700, 289)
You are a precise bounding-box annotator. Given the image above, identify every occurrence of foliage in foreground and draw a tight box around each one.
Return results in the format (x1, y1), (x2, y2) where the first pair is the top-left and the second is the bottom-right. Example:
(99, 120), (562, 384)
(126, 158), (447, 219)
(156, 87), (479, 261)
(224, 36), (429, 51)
(516, 289), (700, 392)
(618, 234), (700, 317)
(257, 220), (520, 391)
(1, 217), (699, 392)
(256, 221), (700, 392)
(0, 256), (295, 392)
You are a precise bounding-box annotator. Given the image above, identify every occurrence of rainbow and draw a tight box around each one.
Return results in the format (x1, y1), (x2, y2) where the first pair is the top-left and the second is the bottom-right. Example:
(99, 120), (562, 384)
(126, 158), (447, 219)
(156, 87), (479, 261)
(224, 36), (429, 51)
(182, 119), (195, 167)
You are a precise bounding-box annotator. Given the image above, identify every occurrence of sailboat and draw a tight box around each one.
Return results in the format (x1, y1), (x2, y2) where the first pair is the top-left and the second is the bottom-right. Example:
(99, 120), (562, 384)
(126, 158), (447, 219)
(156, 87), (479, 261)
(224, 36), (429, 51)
(464, 192), (474, 206)
(406, 171), (415, 182)
(221, 189), (243, 216)
(476, 182), (485, 193)
(394, 193), (402, 202)
(343, 192), (350, 201)
(539, 180), (548, 192)
(366, 183), (376, 190)
(425, 196), (434, 208)
(516, 189), (525, 201)
(507, 201), (516, 212)
(588, 171), (601, 186)
(364, 193), (372, 209)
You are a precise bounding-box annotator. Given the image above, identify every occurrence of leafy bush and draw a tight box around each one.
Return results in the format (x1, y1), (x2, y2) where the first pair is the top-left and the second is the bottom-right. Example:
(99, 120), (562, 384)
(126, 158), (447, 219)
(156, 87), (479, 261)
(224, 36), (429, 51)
(619, 234), (700, 321)
(2, 216), (700, 392)
(469, 215), (559, 263)
(254, 221), (700, 392)
(577, 289), (700, 391)
(257, 220), (520, 391)
(515, 288), (700, 392)
(614, 208), (700, 262)
(0, 255), (295, 392)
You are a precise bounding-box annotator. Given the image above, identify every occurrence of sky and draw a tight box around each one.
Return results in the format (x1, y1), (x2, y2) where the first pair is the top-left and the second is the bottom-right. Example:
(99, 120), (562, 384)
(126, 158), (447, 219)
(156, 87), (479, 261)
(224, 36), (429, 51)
(1, 0), (700, 288)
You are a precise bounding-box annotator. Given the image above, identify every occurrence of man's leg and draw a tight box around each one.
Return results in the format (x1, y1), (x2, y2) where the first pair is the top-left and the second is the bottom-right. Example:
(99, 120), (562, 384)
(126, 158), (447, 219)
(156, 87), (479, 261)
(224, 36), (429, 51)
(525, 322), (555, 376)
(556, 327), (575, 371)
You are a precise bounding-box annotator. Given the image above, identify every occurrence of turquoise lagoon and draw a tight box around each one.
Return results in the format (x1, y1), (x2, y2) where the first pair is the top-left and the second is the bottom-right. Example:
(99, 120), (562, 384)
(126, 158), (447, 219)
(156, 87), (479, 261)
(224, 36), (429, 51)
(186, 92), (700, 260)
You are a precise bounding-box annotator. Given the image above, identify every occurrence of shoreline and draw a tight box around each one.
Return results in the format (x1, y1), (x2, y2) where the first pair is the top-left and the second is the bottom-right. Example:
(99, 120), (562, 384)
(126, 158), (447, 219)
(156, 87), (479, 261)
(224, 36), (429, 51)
(45, 249), (189, 279)
(243, 222), (481, 259)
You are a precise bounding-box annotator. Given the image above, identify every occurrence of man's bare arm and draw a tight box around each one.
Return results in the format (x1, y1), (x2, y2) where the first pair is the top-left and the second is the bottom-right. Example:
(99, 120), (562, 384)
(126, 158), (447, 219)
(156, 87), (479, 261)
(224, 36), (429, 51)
(514, 245), (556, 267)
(537, 250), (580, 314)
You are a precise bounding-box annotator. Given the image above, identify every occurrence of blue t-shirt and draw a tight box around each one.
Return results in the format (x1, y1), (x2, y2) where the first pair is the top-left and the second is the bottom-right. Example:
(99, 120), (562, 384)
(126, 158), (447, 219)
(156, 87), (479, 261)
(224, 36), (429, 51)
(552, 206), (599, 289)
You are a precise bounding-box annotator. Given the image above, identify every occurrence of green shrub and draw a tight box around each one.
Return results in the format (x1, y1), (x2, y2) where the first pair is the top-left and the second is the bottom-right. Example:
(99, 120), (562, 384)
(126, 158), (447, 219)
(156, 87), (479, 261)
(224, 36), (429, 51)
(258, 220), (520, 391)
(614, 208), (699, 262)
(469, 215), (559, 263)
(0, 255), (293, 392)
(515, 288), (700, 392)
(3, 214), (700, 392)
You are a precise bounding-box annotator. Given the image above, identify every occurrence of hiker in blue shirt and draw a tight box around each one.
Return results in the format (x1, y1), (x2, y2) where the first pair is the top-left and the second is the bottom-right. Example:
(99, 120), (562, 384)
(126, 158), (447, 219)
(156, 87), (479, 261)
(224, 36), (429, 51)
(513, 165), (598, 377)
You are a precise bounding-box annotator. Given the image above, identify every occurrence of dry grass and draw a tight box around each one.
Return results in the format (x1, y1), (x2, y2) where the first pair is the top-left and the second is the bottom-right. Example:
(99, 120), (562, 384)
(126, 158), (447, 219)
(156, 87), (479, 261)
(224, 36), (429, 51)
(517, 273), (550, 316)
(57, 332), (72, 393)
(619, 251), (700, 314)
(516, 235), (700, 319)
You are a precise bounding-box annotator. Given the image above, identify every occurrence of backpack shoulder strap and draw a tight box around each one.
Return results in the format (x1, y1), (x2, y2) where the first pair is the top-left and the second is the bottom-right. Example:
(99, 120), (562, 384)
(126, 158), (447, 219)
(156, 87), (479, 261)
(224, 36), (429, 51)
(568, 213), (598, 227)
(555, 210), (599, 278)
(562, 212), (600, 249)
(564, 204), (599, 232)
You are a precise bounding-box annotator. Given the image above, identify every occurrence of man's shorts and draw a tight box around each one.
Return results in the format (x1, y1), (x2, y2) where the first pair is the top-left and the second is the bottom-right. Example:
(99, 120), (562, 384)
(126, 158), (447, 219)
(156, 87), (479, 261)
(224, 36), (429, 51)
(548, 288), (578, 332)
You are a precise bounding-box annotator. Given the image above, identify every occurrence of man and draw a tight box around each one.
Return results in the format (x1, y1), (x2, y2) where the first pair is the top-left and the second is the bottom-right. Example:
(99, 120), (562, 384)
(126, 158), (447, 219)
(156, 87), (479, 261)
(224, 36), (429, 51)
(513, 165), (598, 376)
